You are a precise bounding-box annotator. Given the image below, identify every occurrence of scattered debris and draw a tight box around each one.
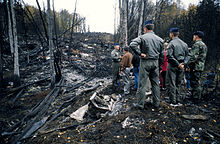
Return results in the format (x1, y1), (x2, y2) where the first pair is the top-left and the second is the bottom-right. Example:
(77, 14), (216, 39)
(121, 116), (145, 129)
(182, 115), (209, 120)
(70, 103), (89, 122)
(0, 33), (219, 144)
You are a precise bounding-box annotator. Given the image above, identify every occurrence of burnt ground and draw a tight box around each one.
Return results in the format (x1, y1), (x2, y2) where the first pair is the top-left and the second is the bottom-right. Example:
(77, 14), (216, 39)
(0, 33), (220, 144)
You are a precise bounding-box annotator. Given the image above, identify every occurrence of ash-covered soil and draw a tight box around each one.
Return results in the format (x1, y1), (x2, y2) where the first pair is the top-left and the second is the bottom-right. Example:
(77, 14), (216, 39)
(0, 33), (219, 144)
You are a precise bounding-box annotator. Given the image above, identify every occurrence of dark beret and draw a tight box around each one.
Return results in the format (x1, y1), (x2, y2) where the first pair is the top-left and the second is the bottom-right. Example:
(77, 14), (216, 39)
(144, 20), (154, 26)
(193, 31), (204, 38)
(114, 43), (119, 46)
(170, 27), (179, 33)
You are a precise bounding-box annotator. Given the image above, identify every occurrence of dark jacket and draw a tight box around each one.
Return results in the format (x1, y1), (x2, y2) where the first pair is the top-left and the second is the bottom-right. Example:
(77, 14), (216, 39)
(120, 52), (133, 71)
(132, 54), (140, 68)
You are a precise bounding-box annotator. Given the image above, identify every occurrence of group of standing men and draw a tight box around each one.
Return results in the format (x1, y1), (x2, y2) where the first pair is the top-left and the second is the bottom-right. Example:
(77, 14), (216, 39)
(111, 20), (207, 109)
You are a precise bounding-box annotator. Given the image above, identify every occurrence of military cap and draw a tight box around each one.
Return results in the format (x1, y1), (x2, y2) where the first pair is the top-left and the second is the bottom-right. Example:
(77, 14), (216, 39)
(170, 27), (179, 33)
(193, 31), (204, 38)
(144, 20), (154, 26)
(114, 43), (119, 46)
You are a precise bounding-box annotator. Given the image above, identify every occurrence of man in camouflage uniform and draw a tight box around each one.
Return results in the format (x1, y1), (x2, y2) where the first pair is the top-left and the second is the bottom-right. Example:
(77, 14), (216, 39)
(188, 31), (207, 104)
(166, 28), (189, 104)
(130, 20), (164, 109)
(111, 44), (121, 90)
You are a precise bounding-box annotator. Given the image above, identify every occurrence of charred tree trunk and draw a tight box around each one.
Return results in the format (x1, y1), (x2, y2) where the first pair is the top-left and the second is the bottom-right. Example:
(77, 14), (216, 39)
(22, 1), (46, 46)
(154, 0), (165, 34)
(82, 19), (86, 33)
(11, 0), (20, 84)
(118, 0), (123, 46)
(36, 0), (49, 43)
(0, 32), (2, 88)
(8, 0), (20, 86)
(47, 0), (55, 87)
(0, 2), (5, 88)
(52, 0), (58, 50)
(68, 0), (78, 61)
(138, 0), (144, 36)
(121, 0), (128, 48)
(0, 41), (2, 88)
(7, 1), (13, 54)
(114, 0), (117, 43)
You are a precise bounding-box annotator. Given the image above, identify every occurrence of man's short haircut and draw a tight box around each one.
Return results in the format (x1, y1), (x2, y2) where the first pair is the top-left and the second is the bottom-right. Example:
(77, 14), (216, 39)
(123, 46), (129, 52)
(172, 32), (179, 37)
(145, 24), (154, 30)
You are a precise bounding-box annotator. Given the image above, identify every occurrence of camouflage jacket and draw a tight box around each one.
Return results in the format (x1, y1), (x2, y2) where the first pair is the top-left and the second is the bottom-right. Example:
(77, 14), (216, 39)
(167, 37), (189, 67)
(188, 40), (207, 71)
(129, 31), (164, 66)
(111, 49), (121, 62)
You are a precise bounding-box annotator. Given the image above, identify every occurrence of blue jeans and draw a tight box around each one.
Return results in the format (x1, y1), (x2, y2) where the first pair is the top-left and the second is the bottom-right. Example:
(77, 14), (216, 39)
(133, 67), (139, 89)
(186, 79), (190, 88)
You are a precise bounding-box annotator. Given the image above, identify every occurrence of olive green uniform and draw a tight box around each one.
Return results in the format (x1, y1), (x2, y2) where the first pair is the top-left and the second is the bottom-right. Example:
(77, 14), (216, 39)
(111, 49), (121, 87)
(188, 40), (207, 99)
(166, 37), (189, 103)
(130, 31), (164, 108)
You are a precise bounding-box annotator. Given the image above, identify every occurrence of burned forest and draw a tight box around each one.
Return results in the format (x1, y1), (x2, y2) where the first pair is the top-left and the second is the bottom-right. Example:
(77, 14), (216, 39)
(0, 0), (220, 144)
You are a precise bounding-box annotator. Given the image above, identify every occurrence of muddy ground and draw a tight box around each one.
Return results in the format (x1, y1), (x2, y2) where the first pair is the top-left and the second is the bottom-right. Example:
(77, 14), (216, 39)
(0, 33), (220, 144)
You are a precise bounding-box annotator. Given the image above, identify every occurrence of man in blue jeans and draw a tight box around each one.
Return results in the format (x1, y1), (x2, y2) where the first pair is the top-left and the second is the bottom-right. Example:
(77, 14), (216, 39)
(132, 54), (140, 91)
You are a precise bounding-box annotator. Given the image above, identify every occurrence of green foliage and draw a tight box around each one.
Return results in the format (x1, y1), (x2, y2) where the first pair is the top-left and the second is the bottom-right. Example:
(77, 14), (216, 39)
(154, 1), (182, 39)
(177, 0), (220, 63)
(59, 9), (72, 32)
(147, 0), (220, 64)
(11, 3), (85, 37)
(124, 0), (220, 66)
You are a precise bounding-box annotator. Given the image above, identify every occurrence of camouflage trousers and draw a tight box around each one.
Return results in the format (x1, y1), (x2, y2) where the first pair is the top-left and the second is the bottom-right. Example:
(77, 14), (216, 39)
(136, 59), (160, 108)
(190, 70), (202, 99)
(166, 64), (184, 103)
(112, 62), (120, 87)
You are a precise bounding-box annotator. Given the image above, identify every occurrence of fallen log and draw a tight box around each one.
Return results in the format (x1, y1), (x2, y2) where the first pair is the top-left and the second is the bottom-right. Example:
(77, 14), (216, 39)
(38, 122), (85, 135)
(2, 76), (50, 96)
(4, 86), (56, 135)
(2, 78), (63, 143)
(21, 116), (49, 140)
(34, 81), (102, 137)
(40, 82), (101, 129)
(182, 114), (209, 120)
(207, 129), (220, 138)
(4, 78), (52, 133)
(70, 61), (87, 75)
(15, 78), (64, 142)
(11, 88), (24, 106)
(37, 105), (72, 133)
(66, 77), (93, 93)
